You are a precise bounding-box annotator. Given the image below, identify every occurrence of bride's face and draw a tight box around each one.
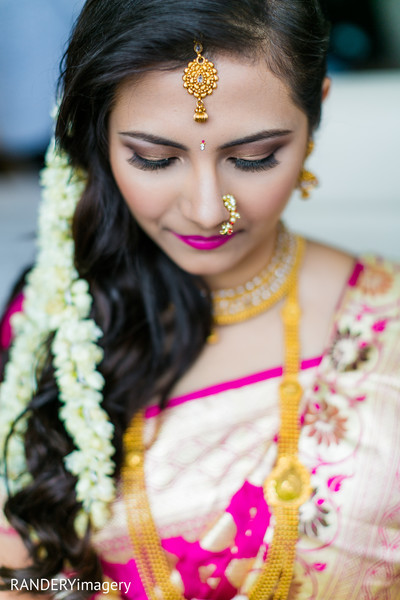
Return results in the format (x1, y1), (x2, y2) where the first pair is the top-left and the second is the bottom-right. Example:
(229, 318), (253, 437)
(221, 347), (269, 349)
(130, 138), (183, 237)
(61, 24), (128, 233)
(108, 54), (309, 289)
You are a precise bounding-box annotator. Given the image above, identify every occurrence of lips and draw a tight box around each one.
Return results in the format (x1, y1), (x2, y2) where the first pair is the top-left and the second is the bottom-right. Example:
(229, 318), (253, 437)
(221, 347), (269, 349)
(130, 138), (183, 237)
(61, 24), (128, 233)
(172, 232), (237, 250)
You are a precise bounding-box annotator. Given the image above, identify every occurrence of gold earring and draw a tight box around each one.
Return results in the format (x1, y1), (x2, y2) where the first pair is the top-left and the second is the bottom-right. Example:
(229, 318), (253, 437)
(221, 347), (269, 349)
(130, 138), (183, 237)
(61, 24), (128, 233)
(183, 42), (219, 123)
(298, 140), (318, 199)
(220, 194), (240, 236)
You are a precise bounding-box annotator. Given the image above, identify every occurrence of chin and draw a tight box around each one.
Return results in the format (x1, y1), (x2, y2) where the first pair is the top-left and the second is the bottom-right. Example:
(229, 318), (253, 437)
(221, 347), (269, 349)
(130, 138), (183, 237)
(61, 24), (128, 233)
(169, 254), (234, 278)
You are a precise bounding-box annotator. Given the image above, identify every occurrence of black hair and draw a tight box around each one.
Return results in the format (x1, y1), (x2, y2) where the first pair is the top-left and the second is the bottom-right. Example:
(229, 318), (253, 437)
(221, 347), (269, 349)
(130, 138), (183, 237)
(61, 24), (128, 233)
(0, 1), (330, 597)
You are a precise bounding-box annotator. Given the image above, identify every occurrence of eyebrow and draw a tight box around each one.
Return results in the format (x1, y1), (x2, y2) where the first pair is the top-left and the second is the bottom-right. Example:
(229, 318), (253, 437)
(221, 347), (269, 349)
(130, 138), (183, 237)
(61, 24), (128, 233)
(119, 131), (188, 151)
(219, 129), (293, 150)
(118, 128), (293, 151)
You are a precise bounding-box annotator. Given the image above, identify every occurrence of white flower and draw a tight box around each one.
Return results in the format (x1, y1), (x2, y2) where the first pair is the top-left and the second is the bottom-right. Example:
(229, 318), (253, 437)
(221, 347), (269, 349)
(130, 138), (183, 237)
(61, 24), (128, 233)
(0, 139), (115, 532)
(74, 510), (90, 538)
(90, 501), (112, 530)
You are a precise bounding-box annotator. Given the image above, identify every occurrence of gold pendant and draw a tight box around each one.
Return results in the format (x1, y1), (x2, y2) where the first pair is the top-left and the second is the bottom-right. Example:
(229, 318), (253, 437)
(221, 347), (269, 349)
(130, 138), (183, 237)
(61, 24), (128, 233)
(264, 455), (312, 509)
(183, 42), (218, 123)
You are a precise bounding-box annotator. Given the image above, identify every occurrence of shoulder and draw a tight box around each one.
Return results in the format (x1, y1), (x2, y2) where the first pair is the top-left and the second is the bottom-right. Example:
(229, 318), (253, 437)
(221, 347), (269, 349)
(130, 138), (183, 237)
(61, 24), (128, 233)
(325, 253), (400, 376)
(346, 254), (400, 304)
(334, 253), (400, 321)
(298, 240), (399, 360)
(335, 254), (400, 351)
(301, 240), (400, 314)
(300, 240), (356, 307)
(298, 241), (356, 355)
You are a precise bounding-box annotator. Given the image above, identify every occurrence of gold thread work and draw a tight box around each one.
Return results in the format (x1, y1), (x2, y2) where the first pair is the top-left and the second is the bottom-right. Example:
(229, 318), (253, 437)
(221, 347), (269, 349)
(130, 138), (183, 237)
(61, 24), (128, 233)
(122, 234), (311, 600)
(183, 42), (218, 123)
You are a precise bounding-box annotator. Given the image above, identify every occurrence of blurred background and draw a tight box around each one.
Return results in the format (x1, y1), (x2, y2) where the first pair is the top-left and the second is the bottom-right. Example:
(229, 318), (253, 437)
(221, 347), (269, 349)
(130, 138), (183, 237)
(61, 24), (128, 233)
(0, 0), (400, 311)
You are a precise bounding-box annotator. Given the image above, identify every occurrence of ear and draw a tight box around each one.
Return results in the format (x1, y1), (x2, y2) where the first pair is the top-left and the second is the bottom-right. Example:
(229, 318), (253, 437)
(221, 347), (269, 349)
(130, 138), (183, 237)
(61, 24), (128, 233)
(322, 77), (331, 102)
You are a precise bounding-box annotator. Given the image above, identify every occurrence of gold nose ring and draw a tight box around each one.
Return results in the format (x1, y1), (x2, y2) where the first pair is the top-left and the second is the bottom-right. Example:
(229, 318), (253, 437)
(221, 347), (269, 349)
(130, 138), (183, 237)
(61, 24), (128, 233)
(220, 194), (240, 236)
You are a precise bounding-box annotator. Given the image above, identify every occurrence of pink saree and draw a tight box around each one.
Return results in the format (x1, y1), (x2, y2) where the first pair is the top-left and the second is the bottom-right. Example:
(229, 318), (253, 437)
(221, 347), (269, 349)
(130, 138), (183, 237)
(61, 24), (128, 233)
(1, 256), (400, 599)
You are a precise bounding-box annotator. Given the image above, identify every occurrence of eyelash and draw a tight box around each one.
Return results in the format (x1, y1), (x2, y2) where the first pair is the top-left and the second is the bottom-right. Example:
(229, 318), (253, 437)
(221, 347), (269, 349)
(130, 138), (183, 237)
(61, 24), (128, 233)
(127, 151), (280, 172)
(127, 152), (176, 171)
(230, 153), (279, 172)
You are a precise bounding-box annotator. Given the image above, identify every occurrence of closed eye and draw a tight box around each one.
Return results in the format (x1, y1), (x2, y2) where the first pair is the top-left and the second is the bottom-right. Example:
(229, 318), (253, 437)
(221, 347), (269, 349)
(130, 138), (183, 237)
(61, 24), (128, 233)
(127, 152), (177, 171)
(230, 153), (279, 172)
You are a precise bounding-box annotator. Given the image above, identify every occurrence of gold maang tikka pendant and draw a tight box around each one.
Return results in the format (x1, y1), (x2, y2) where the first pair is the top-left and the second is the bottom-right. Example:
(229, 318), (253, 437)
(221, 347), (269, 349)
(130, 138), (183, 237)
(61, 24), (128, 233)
(183, 42), (218, 123)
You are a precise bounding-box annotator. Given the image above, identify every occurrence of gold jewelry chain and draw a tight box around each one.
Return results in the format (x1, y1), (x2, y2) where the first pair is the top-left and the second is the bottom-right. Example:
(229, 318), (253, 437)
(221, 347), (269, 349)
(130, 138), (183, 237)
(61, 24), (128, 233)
(212, 223), (299, 326)
(122, 235), (311, 600)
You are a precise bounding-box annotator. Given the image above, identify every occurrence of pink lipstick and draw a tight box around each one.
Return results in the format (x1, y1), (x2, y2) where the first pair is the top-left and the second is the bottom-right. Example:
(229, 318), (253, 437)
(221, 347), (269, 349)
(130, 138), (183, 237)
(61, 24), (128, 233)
(172, 232), (237, 250)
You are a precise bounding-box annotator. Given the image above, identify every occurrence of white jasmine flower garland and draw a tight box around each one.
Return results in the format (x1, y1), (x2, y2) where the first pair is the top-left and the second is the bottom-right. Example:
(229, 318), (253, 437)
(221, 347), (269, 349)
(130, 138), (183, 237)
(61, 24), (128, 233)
(0, 140), (115, 532)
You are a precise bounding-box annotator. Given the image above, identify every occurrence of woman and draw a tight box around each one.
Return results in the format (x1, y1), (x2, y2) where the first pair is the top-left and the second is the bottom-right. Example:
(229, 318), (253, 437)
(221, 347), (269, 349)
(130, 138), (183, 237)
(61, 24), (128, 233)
(1, 0), (399, 599)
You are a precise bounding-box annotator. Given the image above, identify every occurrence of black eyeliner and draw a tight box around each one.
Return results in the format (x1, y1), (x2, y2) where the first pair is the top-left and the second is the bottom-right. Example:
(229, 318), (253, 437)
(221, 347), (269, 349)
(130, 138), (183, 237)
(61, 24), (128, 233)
(232, 153), (280, 172)
(127, 152), (173, 171)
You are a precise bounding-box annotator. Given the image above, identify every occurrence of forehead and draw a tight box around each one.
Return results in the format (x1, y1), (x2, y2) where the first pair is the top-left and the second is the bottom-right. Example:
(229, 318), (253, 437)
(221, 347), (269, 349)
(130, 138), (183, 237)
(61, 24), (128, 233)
(110, 54), (307, 142)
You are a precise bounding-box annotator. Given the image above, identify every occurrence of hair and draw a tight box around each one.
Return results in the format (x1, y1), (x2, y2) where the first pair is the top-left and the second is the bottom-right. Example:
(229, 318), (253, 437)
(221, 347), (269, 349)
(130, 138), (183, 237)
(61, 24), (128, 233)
(0, 1), (330, 597)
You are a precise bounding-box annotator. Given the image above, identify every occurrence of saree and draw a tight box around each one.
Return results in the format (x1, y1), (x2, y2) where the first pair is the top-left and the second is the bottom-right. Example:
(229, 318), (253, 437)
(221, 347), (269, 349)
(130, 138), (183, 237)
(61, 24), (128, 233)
(1, 256), (400, 599)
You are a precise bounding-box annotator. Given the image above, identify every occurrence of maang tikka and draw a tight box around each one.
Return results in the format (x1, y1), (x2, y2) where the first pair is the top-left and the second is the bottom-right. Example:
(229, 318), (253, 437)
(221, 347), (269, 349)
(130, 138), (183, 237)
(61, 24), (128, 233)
(183, 42), (219, 122)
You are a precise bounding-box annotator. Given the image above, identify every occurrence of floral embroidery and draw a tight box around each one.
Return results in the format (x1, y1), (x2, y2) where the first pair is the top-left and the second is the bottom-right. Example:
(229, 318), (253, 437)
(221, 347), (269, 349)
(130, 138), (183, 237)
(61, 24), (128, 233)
(327, 474), (351, 493)
(357, 264), (393, 296)
(328, 328), (371, 372)
(300, 492), (330, 537)
(92, 257), (400, 599)
(303, 398), (347, 446)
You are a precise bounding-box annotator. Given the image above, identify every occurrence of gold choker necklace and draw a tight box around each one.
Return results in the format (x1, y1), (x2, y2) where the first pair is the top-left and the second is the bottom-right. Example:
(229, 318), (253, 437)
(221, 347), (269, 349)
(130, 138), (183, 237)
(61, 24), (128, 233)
(122, 233), (311, 600)
(212, 224), (301, 326)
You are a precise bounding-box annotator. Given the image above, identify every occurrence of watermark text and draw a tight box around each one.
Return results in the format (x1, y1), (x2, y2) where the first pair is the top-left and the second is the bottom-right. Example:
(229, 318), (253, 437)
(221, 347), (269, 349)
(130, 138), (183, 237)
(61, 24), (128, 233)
(10, 578), (131, 595)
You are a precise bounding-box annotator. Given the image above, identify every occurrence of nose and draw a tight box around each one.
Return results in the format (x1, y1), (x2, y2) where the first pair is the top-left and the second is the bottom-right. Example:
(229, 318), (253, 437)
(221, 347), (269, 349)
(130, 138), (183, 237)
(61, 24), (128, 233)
(180, 162), (229, 233)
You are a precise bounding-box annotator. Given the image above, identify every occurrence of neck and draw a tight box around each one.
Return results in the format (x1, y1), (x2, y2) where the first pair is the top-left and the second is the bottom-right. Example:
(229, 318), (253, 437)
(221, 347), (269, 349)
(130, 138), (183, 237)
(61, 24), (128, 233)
(204, 223), (280, 292)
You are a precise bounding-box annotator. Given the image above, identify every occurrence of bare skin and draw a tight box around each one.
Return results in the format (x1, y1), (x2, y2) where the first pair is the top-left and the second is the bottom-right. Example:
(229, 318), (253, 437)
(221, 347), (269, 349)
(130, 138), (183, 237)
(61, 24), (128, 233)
(0, 536), (39, 600)
(108, 54), (353, 397)
(109, 55), (310, 288)
(170, 241), (354, 398)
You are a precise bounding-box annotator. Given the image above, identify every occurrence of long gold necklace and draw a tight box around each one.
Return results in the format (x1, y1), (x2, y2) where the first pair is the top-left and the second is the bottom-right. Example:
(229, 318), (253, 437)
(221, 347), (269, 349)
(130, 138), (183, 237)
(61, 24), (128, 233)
(122, 234), (311, 600)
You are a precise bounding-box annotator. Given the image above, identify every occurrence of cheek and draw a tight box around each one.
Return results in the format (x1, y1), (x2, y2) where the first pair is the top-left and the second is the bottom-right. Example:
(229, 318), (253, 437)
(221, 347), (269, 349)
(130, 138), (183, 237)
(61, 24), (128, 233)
(268, 167), (299, 208)
(239, 168), (298, 222)
(229, 138), (305, 221)
(110, 156), (170, 222)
